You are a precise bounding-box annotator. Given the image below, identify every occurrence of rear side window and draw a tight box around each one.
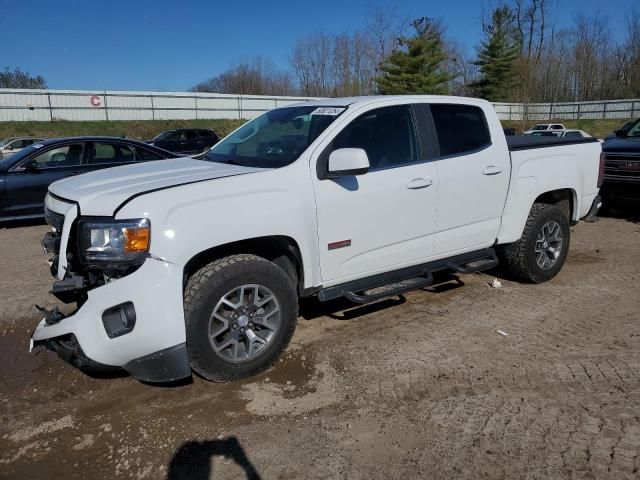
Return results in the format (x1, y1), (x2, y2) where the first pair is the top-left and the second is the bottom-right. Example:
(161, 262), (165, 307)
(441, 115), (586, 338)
(89, 143), (135, 164)
(551, 124), (564, 130)
(430, 104), (491, 156)
(184, 130), (198, 140)
(198, 130), (214, 138)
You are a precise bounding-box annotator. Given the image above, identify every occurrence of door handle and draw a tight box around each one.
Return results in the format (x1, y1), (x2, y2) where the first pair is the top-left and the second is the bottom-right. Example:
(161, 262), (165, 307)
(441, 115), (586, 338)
(406, 178), (433, 189)
(482, 166), (503, 175)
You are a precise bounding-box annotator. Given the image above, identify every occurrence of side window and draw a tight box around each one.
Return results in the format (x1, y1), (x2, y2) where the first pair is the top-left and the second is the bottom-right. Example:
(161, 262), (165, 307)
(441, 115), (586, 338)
(430, 104), (491, 156)
(89, 143), (135, 164)
(198, 130), (214, 138)
(168, 131), (185, 142)
(29, 144), (84, 168)
(11, 140), (26, 149)
(184, 130), (198, 140)
(551, 124), (564, 130)
(135, 147), (165, 161)
(332, 106), (419, 170)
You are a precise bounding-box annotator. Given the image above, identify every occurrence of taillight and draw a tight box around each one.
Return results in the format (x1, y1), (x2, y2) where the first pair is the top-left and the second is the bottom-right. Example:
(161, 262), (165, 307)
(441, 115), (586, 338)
(597, 151), (605, 187)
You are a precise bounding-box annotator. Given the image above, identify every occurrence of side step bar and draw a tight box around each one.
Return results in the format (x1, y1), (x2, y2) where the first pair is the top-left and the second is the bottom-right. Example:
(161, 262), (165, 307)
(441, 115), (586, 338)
(318, 248), (498, 305)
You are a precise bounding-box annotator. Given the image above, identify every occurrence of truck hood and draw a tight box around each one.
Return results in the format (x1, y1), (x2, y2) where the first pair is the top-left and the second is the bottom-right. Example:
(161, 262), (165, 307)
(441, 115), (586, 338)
(603, 136), (640, 154)
(48, 158), (267, 216)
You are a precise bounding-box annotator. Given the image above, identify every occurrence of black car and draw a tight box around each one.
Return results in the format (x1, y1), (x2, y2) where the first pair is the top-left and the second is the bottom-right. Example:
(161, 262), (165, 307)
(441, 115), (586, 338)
(147, 128), (220, 154)
(0, 137), (176, 222)
(601, 118), (640, 206)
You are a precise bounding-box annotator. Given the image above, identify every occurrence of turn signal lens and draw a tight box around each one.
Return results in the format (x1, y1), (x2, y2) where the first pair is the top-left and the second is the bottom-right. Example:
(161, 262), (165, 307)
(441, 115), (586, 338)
(124, 226), (150, 252)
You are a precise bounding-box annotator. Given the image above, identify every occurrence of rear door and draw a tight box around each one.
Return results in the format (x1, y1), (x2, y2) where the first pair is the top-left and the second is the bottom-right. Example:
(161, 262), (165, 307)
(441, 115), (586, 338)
(4, 142), (86, 217)
(426, 103), (510, 256)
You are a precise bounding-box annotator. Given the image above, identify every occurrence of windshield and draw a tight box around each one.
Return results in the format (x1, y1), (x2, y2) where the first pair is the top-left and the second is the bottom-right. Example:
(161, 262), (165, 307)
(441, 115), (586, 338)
(205, 106), (346, 168)
(626, 119), (640, 138)
(0, 138), (17, 147)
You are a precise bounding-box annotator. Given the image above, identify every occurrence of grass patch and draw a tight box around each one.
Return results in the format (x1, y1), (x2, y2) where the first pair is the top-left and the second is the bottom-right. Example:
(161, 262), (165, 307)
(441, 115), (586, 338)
(0, 119), (246, 142)
(501, 119), (630, 138)
(0, 117), (631, 143)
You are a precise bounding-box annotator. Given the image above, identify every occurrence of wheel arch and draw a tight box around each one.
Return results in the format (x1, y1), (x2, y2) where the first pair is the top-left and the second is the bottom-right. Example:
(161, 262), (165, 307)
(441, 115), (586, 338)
(533, 188), (578, 222)
(182, 235), (305, 296)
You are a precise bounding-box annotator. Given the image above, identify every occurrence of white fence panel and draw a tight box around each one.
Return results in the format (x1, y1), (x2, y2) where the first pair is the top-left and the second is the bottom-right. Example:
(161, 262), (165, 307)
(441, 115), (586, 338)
(0, 88), (638, 122)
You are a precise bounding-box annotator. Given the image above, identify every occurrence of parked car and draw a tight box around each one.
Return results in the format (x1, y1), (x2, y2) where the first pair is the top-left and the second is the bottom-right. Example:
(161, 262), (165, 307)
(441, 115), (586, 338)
(600, 118), (640, 205)
(146, 128), (220, 155)
(33, 96), (602, 384)
(0, 137), (44, 159)
(604, 119), (637, 141)
(0, 137), (176, 222)
(523, 123), (566, 135)
(530, 129), (593, 139)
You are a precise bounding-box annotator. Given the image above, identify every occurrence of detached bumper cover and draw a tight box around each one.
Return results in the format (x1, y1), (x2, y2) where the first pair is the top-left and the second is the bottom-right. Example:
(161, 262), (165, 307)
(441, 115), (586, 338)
(31, 257), (190, 382)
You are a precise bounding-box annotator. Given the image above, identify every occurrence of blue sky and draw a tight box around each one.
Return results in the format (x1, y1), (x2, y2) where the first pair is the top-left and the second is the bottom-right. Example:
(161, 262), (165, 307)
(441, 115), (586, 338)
(1, 0), (636, 91)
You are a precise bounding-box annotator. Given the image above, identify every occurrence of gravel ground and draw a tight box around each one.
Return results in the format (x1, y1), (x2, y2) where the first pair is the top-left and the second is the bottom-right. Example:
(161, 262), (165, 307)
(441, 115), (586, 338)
(1, 213), (639, 479)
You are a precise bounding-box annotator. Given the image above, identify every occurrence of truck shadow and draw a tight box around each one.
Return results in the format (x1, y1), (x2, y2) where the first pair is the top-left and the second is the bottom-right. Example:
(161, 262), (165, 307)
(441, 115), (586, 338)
(167, 436), (262, 480)
(597, 204), (640, 223)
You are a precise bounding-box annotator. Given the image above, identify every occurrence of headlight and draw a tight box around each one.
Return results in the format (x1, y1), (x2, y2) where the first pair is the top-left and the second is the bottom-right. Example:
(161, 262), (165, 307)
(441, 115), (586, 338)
(78, 218), (150, 267)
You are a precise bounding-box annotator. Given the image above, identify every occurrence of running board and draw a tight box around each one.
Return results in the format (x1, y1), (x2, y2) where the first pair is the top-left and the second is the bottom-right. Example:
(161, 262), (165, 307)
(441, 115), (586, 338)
(318, 248), (498, 304)
(447, 250), (498, 274)
(344, 274), (434, 304)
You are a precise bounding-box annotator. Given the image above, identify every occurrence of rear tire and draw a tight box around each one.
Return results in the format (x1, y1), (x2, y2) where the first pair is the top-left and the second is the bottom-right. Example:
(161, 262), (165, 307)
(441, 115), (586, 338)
(184, 254), (298, 382)
(499, 203), (570, 283)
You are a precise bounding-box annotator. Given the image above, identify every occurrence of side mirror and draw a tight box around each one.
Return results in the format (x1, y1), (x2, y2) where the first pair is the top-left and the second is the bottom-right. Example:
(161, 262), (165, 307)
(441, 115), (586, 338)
(327, 148), (370, 178)
(615, 129), (627, 138)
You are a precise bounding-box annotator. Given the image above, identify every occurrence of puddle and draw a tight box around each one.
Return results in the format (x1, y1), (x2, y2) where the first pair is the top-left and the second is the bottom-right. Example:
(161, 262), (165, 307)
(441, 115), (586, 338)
(0, 329), (59, 382)
(260, 349), (316, 393)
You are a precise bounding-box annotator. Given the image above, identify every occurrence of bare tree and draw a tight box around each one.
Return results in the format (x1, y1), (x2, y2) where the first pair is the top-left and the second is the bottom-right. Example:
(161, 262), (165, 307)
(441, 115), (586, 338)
(190, 57), (294, 96)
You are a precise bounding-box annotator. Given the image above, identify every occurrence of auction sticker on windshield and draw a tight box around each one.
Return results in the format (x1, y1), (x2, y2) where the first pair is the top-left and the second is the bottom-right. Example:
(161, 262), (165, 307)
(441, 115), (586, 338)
(311, 107), (346, 116)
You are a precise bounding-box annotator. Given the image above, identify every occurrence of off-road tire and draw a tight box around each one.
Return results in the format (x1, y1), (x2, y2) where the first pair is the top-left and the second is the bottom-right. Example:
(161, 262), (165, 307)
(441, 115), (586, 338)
(499, 202), (570, 283)
(184, 254), (298, 382)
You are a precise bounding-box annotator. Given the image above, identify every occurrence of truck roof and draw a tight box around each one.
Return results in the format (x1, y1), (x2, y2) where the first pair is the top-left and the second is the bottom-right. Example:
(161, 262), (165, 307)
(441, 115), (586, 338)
(287, 95), (492, 109)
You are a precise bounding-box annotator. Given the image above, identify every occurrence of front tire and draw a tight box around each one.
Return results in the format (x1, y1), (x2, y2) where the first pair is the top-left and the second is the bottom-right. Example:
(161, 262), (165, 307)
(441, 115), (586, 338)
(499, 203), (571, 283)
(184, 254), (298, 381)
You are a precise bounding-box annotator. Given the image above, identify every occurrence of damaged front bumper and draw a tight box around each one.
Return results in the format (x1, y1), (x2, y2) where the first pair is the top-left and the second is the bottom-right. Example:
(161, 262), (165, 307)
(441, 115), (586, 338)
(31, 258), (191, 383)
(32, 195), (191, 383)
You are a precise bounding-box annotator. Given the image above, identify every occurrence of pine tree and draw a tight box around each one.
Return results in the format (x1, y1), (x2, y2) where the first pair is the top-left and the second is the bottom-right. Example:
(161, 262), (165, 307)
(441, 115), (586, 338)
(471, 6), (520, 102)
(376, 18), (455, 95)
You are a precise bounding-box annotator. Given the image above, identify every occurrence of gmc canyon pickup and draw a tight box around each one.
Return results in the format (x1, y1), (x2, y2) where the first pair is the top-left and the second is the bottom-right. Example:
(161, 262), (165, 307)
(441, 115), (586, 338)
(32, 96), (603, 383)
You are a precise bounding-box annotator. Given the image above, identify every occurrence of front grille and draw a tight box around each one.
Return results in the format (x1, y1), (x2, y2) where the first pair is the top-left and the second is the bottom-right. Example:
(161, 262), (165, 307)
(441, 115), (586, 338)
(44, 207), (65, 230)
(604, 154), (640, 180)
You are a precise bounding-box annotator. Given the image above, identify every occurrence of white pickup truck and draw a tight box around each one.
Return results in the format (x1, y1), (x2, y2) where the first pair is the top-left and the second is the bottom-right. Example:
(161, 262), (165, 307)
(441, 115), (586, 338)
(32, 96), (603, 383)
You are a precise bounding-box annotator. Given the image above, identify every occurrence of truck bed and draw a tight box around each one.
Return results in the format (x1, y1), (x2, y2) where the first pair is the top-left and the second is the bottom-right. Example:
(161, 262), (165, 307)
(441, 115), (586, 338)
(507, 135), (599, 151)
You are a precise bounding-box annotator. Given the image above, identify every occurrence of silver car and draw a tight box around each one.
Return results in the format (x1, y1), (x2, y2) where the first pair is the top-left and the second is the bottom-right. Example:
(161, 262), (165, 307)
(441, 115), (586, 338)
(0, 137), (44, 159)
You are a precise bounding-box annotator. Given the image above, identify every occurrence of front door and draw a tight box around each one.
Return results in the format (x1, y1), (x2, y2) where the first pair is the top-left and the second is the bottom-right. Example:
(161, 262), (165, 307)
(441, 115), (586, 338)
(313, 105), (438, 283)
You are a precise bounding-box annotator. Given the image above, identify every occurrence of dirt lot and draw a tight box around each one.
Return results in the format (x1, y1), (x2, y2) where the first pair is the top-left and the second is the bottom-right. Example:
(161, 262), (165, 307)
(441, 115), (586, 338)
(1, 214), (640, 480)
